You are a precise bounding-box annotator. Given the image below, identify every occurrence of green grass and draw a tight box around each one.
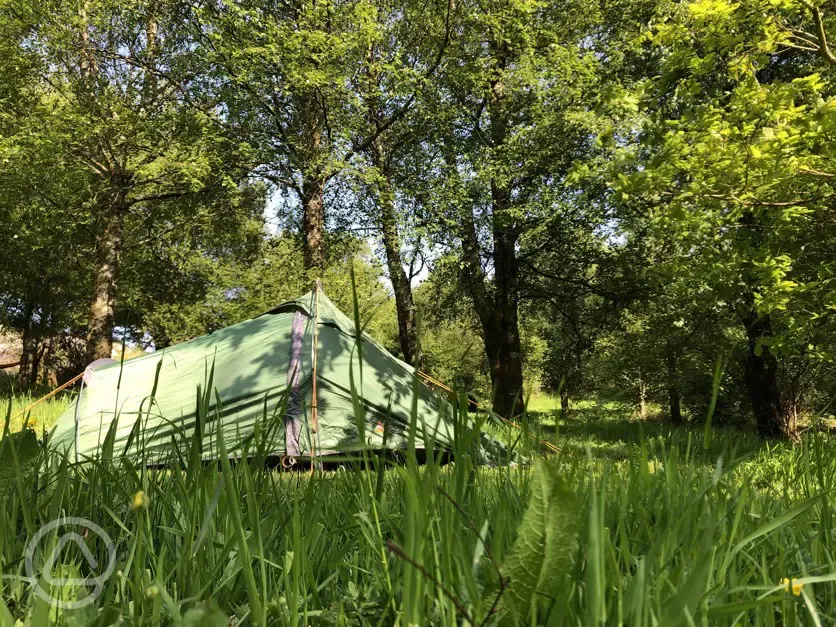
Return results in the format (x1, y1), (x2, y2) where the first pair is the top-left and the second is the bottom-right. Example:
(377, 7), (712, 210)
(2, 388), (836, 625)
(0, 370), (73, 435)
(1, 390), (71, 435)
(524, 392), (563, 414)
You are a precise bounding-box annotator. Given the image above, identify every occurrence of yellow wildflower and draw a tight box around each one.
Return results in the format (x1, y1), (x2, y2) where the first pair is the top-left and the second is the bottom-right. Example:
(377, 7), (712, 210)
(781, 577), (803, 596)
(131, 490), (150, 512)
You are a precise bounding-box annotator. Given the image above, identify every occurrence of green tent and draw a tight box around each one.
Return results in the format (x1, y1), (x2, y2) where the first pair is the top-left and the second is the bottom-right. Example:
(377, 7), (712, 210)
(51, 288), (505, 464)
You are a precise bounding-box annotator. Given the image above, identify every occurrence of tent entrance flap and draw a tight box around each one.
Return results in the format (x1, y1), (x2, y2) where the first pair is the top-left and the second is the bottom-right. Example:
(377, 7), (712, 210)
(284, 309), (309, 457)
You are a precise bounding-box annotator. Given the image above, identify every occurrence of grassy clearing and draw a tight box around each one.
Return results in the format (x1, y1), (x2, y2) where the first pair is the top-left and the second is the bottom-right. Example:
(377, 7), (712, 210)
(0, 371), (73, 435)
(0, 389), (71, 435)
(1, 389), (835, 625)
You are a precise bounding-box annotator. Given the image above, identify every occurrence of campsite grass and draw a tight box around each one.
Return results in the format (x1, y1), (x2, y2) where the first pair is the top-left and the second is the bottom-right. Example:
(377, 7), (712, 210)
(2, 389), (836, 625)
(2, 391), (70, 435)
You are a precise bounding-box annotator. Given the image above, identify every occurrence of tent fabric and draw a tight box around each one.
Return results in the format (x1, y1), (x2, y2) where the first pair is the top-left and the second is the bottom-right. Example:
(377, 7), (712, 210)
(51, 289), (503, 463)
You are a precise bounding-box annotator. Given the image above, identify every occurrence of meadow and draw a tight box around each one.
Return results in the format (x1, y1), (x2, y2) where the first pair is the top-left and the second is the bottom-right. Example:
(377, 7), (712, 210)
(2, 0), (834, 623)
(1, 388), (835, 626)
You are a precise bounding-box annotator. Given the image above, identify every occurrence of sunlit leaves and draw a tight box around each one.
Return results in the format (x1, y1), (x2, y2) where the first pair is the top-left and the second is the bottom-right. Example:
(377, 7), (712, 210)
(613, 0), (836, 363)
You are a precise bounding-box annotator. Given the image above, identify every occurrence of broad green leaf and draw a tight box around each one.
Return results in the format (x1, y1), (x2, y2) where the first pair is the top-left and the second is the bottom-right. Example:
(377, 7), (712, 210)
(0, 599), (13, 627)
(500, 458), (581, 620)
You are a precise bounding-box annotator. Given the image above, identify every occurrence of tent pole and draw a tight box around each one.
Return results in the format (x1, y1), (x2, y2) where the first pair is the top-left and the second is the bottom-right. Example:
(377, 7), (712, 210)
(11, 371), (84, 425)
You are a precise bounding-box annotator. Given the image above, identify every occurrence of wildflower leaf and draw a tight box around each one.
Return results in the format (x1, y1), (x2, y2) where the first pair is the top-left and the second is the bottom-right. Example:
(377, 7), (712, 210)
(707, 596), (784, 618)
(183, 600), (228, 627)
(660, 542), (715, 625)
(500, 458), (581, 620)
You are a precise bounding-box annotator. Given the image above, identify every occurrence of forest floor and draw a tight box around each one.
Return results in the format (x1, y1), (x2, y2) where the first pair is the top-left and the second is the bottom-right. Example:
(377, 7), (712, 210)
(0, 388), (832, 624)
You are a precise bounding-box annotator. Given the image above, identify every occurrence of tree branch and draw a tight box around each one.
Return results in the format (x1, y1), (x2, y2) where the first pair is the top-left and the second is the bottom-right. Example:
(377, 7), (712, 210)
(346, 0), (455, 166)
(810, 4), (836, 64)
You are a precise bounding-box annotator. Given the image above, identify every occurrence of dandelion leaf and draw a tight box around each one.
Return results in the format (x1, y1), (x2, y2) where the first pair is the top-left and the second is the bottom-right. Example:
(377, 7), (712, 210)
(500, 458), (581, 620)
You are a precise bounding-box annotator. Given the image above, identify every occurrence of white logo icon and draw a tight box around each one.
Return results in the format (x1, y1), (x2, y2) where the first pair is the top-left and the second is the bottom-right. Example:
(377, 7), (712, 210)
(23, 517), (116, 609)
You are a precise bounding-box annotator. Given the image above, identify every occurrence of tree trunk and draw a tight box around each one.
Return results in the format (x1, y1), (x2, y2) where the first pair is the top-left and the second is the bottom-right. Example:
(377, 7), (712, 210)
(638, 378), (648, 419)
(488, 226), (525, 419)
(457, 207), (525, 418)
(29, 341), (48, 386)
(360, 43), (422, 367)
(18, 301), (37, 388)
(485, 333), (525, 418)
(738, 210), (789, 438)
(302, 175), (326, 273)
(741, 305), (787, 438)
(451, 50), (525, 419)
(370, 145), (422, 367)
(560, 389), (569, 418)
(78, 1), (97, 81)
(86, 190), (126, 362)
(666, 349), (683, 424)
(486, 63), (525, 419)
(34, 339), (53, 386)
(142, 7), (158, 105)
(381, 198), (422, 368)
(298, 95), (327, 275)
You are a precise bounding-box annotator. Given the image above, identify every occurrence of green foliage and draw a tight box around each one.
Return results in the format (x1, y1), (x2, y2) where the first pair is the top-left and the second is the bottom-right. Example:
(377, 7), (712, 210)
(499, 458), (581, 620)
(142, 234), (391, 345)
(2, 0), (831, 433)
(612, 0), (836, 360)
(412, 264), (492, 397)
(0, 0), (263, 372)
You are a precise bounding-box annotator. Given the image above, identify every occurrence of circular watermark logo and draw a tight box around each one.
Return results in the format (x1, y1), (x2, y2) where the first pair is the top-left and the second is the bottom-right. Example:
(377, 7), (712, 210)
(23, 517), (116, 609)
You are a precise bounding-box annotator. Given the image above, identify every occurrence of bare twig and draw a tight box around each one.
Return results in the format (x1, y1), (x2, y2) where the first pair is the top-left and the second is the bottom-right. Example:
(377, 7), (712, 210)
(799, 166), (836, 178)
(436, 487), (509, 626)
(704, 193), (823, 207)
(385, 539), (476, 626)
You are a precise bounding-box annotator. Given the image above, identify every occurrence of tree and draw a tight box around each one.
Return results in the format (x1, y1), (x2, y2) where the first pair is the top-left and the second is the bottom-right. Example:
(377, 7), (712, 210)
(6, 0), (255, 362)
(0, 9), (91, 385)
(193, 0), (357, 273)
(614, 0), (836, 437)
(195, 0), (384, 274)
(351, 0), (455, 367)
(419, 0), (657, 418)
(197, 0), (452, 368)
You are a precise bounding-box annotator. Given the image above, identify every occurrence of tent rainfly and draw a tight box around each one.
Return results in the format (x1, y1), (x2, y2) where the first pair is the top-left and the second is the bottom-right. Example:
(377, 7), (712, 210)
(51, 288), (506, 464)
